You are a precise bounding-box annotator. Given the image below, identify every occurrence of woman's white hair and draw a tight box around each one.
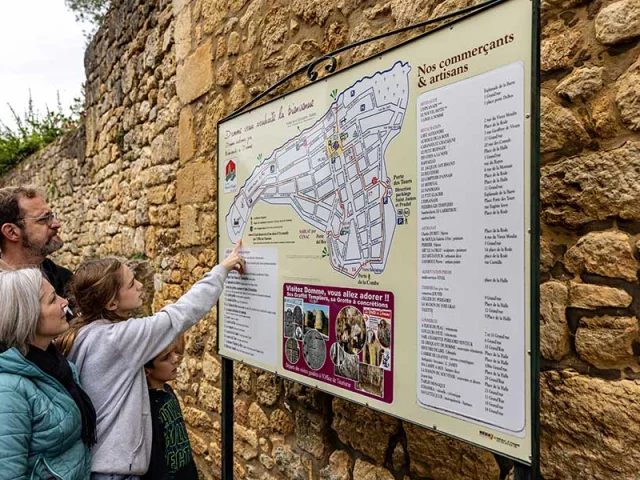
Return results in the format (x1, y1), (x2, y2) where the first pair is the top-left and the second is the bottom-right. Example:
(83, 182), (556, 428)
(0, 268), (42, 355)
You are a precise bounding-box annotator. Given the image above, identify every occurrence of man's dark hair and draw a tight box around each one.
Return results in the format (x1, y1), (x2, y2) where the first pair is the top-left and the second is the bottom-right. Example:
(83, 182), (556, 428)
(0, 187), (40, 247)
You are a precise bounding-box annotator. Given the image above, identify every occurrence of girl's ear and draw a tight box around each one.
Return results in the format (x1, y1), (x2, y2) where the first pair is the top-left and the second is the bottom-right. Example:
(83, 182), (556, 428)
(105, 298), (119, 311)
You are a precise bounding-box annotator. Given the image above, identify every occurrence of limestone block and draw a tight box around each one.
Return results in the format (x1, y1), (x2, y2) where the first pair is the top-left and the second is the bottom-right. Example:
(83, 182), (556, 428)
(319, 450), (352, 480)
(595, 0), (640, 45)
(260, 453), (275, 470)
(235, 423), (259, 449)
(180, 205), (201, 246)
(197, 380), (222, 412)
(273, 445), (312, 479)
(555, 66), (604, 102)
(295, 409), (327, 458)
(200, 212), (218, 245)
(292, 0), (331, 26)
(135, 196), (150, 226)
(173, 0), (189, 13)
(389, 0), (432, 27)
(200, 94), (226, 154)
(235, 398), (250, 426)
(179, 105), (196, 162)
(575, 316), (639, 368)
(133, 227), (145, 253)
(215, 59), (233, 87)
(202, 351), (221, 383)
(324, 22), (349, 52)
(239, 0), (264, 29)
(245, 20), (258, 51)
(229, 0), (248, 12)
(590, 94), (619, 138)
(431, 0), (478, 19)
(331, 397), (399, 463)
(144, 226), (157, 258)
(541, 143), (640, 227)
(202, 0), (227, 34)
(154, 96), (182, 137)
(183, 406), (214, 431)
(162, 23), (173, 53)
(568, 282), (632, 309)
(248, 402), (269, 432)
(404, 423), (500, 480)
(227, 31), (240, 55)
(235, 53), (253, 78)
(269, 409), (295, 434)
(540, 29), (582, 72)
(228, 81), (248, 112)
(261, 6), (289, 59)
(541, 370), (640, 479)
(149, 204), (180, 227)
(540, 281), (570, 361)
(336, 0), (366, 16)
(616, 59), (640, 131)
(143, 28), (161, 70)
(364, 3), (391, 20)
(542, 0), (587, 10)
(540, 97), (589, 156)
(188, 430), (209, 458)
(564, 231), (637, 282)
(352, 459), (394, 480)
(176, 160), (214, 205)
(256, 373), (281, 406)
(174, 5), (192, 61)
(150, 127), (179, 165)
(234, 363), (252, 393)
(348, 22), (386, 62)
(177, 40), (213, 104)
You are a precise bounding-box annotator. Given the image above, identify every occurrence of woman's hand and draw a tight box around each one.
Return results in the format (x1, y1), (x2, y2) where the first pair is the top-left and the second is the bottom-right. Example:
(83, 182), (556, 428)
(221, 239), (245, 273)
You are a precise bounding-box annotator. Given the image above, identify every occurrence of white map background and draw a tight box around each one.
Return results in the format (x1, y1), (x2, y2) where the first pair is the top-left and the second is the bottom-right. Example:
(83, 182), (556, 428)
(226, 61), (411, 278)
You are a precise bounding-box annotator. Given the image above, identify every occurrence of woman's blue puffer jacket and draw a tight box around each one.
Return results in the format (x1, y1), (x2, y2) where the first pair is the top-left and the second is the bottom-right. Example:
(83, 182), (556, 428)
(0, 347), (91, 479)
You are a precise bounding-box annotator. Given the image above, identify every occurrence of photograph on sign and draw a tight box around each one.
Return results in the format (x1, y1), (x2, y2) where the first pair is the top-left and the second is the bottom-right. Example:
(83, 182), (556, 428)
(217, 0), (535, 464)
(282, 283), (395, 403)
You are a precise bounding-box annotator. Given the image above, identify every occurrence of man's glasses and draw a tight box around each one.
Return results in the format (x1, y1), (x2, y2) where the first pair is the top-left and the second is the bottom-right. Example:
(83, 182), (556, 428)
(17, 212), (59, 226)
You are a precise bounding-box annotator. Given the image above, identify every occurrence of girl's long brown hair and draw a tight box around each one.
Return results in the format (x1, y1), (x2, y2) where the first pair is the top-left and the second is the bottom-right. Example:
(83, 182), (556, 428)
(56, 258), (125, 356)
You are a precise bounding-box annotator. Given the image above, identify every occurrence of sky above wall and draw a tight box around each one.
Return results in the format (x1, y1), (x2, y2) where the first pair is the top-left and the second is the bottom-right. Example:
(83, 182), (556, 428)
(0, 1), (90, 129)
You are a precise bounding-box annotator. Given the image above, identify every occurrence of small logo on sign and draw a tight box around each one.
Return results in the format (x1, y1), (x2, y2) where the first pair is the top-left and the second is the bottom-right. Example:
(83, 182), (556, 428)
(224, 159), (237, 193)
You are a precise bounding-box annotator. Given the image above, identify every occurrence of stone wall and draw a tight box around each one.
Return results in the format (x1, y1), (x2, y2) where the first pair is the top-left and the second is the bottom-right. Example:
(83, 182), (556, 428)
(2, 0), (640, 478)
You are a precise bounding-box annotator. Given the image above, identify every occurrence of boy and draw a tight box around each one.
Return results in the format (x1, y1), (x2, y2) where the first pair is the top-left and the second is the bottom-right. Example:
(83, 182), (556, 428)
(143, 343), (198, 479)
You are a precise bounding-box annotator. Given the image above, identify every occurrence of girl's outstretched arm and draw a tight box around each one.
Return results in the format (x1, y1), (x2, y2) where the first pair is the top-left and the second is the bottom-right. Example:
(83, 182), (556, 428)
(105, 241), (244, 368)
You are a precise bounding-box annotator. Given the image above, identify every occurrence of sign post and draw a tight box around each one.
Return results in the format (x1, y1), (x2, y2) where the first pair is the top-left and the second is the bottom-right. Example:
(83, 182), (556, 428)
(217, 0), (540, 475)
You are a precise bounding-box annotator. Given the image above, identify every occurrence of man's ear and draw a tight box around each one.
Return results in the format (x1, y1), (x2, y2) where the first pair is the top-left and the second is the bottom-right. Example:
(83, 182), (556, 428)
(0, 223), (21, 243)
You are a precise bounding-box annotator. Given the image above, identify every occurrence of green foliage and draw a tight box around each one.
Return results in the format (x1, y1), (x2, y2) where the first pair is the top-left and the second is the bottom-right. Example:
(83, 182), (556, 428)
(64, 0), (110, 26)
(0, 95), (80, 176)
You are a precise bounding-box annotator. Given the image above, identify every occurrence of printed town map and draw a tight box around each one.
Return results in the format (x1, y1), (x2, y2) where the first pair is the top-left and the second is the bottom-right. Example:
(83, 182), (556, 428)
(225, 61), (411, 278)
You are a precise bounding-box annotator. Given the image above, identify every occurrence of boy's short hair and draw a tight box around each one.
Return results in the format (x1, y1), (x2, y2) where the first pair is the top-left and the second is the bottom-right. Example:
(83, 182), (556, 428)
(144, 342), (178, 370)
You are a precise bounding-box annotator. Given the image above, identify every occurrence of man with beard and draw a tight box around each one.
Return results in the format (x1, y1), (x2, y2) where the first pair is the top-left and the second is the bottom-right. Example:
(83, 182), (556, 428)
(0, 187), (72, 297)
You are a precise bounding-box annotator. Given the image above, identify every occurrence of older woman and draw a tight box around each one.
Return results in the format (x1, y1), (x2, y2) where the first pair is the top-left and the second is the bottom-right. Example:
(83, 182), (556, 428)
(0, 268), (94, 479)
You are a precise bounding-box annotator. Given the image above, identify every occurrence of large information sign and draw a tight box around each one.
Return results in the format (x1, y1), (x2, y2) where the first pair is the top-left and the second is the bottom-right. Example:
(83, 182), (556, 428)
(218, 0), (536, 463)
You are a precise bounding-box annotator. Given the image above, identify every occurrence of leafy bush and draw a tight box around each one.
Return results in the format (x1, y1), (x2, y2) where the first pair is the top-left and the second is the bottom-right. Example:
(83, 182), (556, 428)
(65, 0), (111, 27)
(0, 95), (82, 176)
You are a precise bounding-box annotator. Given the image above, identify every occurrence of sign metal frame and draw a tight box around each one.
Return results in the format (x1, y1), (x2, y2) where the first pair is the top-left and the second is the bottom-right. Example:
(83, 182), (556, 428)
(216, 0), (541, 476)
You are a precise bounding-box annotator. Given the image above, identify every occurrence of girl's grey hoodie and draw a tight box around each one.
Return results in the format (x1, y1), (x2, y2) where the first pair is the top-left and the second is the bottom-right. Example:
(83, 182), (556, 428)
(68, 264), (229, 475)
